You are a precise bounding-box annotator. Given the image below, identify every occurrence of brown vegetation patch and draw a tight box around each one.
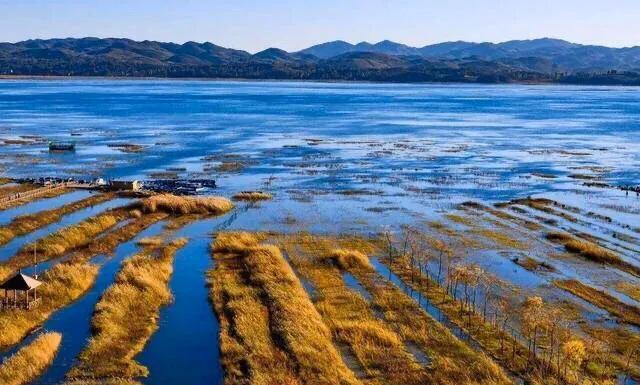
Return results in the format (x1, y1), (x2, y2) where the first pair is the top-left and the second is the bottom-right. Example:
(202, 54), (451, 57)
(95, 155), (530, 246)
(231, 191), (272, 201)
(513, 256), (555, 272)
(0, 263), (98, 349)
(324, 248), (372, 270)
(134, 194), (233, 216)
(67, 238), (188, 381)
(554, 280), (640, 327)
(0, 193), (115, 246)
(20, 209), (127, 261)
(280, 233), (511, 385)
(0, 332), (62, 385)
(210, 231), (359, 385)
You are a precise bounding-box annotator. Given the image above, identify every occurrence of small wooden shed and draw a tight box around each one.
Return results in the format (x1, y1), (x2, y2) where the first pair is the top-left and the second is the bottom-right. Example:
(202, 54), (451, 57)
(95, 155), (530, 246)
(0, 272), (43, 310)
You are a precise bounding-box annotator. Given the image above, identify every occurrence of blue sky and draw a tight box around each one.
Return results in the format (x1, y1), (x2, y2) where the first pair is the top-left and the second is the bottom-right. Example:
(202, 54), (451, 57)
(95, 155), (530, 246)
(2, 0), (639, 52)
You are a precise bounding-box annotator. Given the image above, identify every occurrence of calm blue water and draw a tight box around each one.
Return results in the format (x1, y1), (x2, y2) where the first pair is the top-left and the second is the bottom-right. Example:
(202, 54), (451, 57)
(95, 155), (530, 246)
(0, 80), (638, 197)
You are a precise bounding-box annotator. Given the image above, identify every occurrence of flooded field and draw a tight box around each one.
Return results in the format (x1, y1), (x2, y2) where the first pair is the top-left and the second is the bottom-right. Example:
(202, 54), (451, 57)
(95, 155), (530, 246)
(0, 79), (639, 385)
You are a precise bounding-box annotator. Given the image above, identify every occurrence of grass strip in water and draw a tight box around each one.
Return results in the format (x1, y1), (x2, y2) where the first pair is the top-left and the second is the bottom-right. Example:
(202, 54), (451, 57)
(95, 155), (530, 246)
(0, 213), (168, 349)
(385, 255), (557, 383)
(65, 238), (188, 383)
(554, 279), (640, 327)
(0, 332), (62, 385)
(133, 194), (234, 216)
(209, 231), (360, 385)
(284, 236), (431, 385)
(546, 232), (640, 276)
(0, 210), (130, 282)
(0, 193), (115, 246)
(284, 234), (511, 385)
(231, 191), (272, 201)
(0, 263), (97, 349)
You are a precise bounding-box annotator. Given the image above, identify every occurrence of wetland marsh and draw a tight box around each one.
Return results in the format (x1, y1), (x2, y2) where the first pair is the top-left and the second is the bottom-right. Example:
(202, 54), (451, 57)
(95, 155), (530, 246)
(0, 79), (639, 385)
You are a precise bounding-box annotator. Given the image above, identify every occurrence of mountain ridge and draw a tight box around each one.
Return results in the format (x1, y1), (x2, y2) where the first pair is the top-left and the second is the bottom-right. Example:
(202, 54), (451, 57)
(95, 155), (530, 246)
(0, 37), (639, 85)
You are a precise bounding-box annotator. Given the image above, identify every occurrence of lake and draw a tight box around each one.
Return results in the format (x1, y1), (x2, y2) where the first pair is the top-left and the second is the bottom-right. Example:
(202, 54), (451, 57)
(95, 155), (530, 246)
(1, 79), (639, 384)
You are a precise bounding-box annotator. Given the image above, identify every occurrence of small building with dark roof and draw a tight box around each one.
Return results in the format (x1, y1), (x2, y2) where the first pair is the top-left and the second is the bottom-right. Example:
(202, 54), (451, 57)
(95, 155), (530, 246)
(1, 272), (43, 310)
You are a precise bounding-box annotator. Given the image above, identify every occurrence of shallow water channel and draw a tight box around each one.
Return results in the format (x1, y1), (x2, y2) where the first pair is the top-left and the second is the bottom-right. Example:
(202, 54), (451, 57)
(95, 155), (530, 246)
(0, 220), (168, 385)
(0, 190), (92, 226)
(138, 210), (241, 385)
(0, 197), (131, 263)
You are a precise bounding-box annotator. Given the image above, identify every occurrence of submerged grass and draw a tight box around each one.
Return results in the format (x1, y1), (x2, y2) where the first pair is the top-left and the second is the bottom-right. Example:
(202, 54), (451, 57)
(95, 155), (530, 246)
(0, 332), (62, 385)
(66, 238), (188, 382)
(554, 279), (640, 327)
(546, 232), (640, 276)
(0, 193), (115, 246)
(210, 231), (360, 385)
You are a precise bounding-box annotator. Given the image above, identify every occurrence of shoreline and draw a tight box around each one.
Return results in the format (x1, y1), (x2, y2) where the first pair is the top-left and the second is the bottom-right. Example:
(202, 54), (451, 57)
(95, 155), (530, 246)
(0, 75), (636, 88)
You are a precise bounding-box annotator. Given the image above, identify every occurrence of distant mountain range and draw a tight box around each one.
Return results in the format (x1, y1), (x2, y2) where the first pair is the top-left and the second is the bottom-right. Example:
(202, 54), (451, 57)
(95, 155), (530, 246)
(1, 37), (639, 85)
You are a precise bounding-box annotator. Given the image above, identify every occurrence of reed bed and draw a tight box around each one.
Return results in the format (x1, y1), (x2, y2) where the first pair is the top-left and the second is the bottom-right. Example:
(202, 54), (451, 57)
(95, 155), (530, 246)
(282, 237), (428, 385)
(546, 232), (640, 276)
(285, 234), (511, 385)
(231, 191), (272, 201)
(66, 238), (188, 382)
(0, 213), (168, 349)
(134, 194), (233, 216)
(0, 193), (114, 246)
(0, 263), (98, 349)
(325, 248), (372, 270)
(18, 209), (128, 261)
(0, 332), (62, 385)
(210, 231), (360, 385)
(554, 280), (640, 327)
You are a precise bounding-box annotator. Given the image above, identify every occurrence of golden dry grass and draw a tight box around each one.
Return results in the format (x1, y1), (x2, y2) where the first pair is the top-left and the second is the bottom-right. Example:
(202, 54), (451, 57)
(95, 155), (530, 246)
(325, 248), (372, 270)
(66, 238), (188, 382)
(212, 231), (264, 254)
(134, 194), (233, 216)
(546, 232), (640, 276)
(613, 281), (640, 302)
(19, 209), (127, 260)
(283, 233), (511, 385)
(231, 191), (272, 201)
(0, 193), (114, 246)
(210, 231), (360, 385)
(472, 228), (527, 250)
(383, 252), (536, 378)
(0, 332), (62, 385)
(0, 213), (168, 350)
(135, 236), (164, 247)
(554, 280), (640, 327)
(0, 263), (98, 349)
